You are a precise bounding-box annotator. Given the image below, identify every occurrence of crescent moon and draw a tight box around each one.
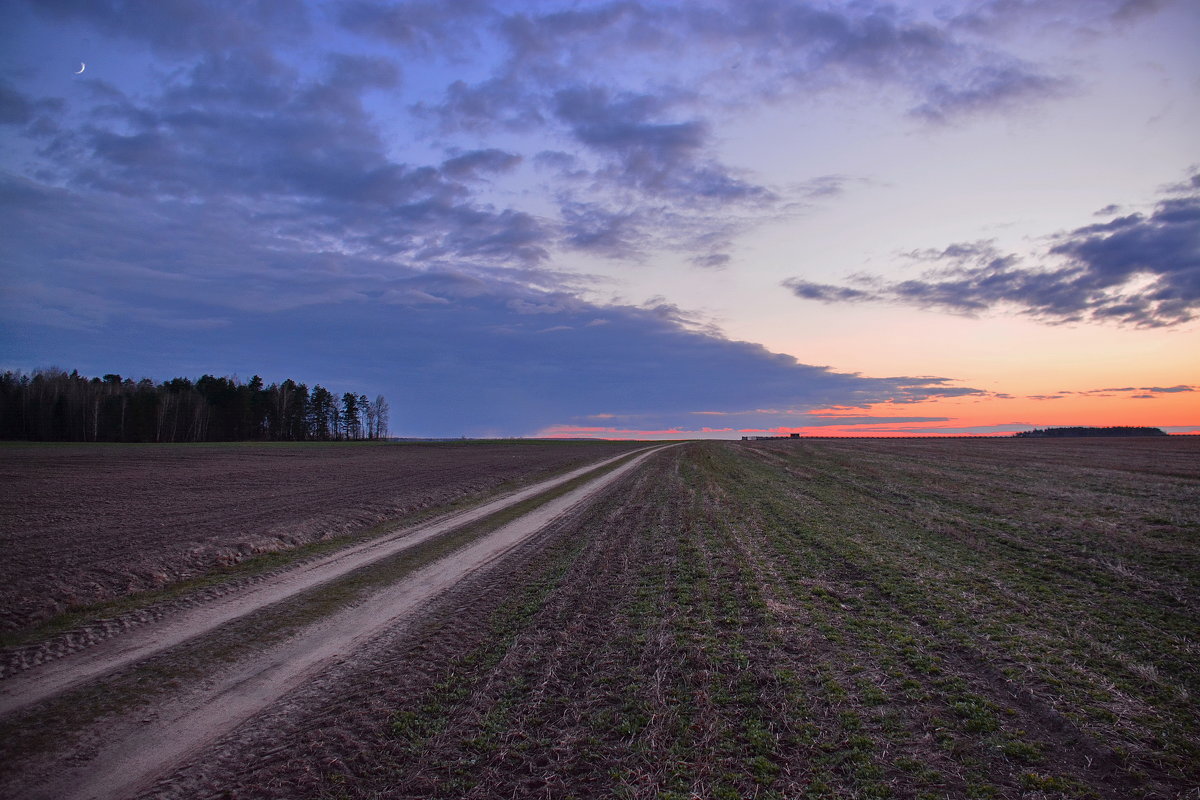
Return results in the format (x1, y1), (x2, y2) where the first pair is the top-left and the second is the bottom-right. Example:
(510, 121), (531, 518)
(75, 62), (85, 75)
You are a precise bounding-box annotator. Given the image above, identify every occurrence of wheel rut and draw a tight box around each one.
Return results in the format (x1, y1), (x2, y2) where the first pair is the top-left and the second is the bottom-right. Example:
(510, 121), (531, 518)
(0, 445), (670, 800)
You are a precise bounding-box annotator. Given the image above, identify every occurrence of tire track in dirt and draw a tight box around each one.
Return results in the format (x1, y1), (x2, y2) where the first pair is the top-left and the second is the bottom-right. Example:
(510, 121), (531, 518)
(0, 447), (653, 717)
(0, 445), (671, 800)
(135, 446), (683, 800)
(1, 442), (643, 633)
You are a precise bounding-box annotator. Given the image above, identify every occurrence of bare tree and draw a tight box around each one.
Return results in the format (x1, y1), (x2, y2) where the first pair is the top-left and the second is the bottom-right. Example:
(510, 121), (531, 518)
(364, 396), (378, 439)
(368, 394), (389, 439)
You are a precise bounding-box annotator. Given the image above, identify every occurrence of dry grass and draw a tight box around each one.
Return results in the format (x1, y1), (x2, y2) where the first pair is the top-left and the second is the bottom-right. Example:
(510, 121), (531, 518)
(44, 438), (1199, 800)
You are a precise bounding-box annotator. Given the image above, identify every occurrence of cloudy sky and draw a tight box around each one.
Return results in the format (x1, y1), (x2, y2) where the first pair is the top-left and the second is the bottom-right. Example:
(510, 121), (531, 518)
(2, 0), (1197, 437)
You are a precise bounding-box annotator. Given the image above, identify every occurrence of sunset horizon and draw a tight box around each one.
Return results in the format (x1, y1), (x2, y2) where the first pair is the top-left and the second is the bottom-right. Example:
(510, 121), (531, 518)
(2, 6), (1198, 791)
(2, 1), (1196, 439)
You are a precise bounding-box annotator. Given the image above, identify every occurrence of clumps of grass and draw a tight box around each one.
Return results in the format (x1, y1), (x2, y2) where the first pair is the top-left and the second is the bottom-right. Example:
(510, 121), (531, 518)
(1020, 772), (1101, 798)
(999, 738), (1044, 764)
(726, 437), (1200, 798)
(950, 697), (1002, 734)
(102, 438), (1195, 800)
(384, 524), (603, 759)
(893, 755), (944, 785)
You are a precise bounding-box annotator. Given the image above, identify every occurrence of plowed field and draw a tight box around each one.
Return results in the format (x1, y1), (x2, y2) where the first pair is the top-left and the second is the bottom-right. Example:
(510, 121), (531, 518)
(132, 438), (1198, 800)
(0, 440), (641, 633)
(2, 437), (1197, 800)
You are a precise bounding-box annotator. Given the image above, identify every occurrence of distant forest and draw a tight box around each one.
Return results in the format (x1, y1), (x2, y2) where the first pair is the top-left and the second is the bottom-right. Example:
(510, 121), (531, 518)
(1014, 426), (1167, 438)
(0, 369), (388, 443)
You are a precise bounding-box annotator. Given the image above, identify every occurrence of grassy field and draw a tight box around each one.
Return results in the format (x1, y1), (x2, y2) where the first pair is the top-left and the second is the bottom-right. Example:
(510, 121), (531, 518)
(149, 437), (1197, 800)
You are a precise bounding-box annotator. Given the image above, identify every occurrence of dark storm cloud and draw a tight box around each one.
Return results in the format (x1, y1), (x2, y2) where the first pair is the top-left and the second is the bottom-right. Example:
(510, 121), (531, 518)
(15, 286), (975, 435)
(326, 53), (402, 91)
(403, 0), (1072, 137)
(551, 85), (773, 204)
(386, 0), (1074, 257)
(884, 385), (987, 402)
(784, 280), (876, 303)
(26, 0), (311, 54)
(27, 47), (553, 269)
(785, 175), (1200, 327)
(337, 0), (492, 54)
(0, 168), (557, 344)
(947, 0), (1167, 36)
(532, 151), (583, 176)
(903, 240), (1012, 266)
(553, 87), (702, 172)
(0, 81), (64, 126)
(523, 85), (777, 263)
(2, 0), (1173, 434)
(747, 1), (1068, 119)
(559, 202), (644, 259)
(1093, 385), (1194, 394)
(691, 253), (731, 269)
(332, 0), (1087, 274)
(440, 148), (522, 180)
(912, 64), (1069, 123)
(434, 207), (549, 265)
(499, 2), (650, 54)
(1163, 172), (1200, 193)
(678, 0), (1017, 115)
(553, 196), (757, 267)
(0, 169), (979, 435)
(415, 77), (546, 134)
(529, 0), (1061, 117)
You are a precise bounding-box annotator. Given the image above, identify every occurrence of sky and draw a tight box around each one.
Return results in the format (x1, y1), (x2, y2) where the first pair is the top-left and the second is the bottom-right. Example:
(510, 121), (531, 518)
(1, 0), (1197, 438)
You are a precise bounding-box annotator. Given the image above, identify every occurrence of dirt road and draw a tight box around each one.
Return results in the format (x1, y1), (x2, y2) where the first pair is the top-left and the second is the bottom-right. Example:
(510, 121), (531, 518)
(0, 445), (668, 800)
(1, 439), (642, 632)
(97, 438), (1197, 800)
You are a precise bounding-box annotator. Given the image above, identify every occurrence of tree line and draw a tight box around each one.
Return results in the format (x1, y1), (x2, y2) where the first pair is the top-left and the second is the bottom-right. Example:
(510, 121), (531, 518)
(0, 368), (389, 443)
(1014, 426), (1167, 438)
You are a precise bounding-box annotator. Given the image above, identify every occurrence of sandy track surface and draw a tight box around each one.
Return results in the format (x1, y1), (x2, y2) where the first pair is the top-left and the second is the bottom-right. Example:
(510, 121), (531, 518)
(0, 445), (668, 800)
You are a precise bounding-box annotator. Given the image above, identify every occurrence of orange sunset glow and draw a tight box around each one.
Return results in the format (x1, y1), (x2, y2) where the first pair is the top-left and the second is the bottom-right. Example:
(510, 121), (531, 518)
(3, 0), (1197, 438)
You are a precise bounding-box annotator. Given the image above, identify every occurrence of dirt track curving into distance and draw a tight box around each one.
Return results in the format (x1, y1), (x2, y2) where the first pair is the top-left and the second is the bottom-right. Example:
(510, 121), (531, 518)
(0, 444), (671, 800)
(4, 439), (1194, 799)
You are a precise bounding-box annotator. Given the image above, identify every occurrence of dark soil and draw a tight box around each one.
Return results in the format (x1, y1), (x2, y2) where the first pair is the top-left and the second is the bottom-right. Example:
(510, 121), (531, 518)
(129, 438), (1198, 799)
(0, 440), (641, 632)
